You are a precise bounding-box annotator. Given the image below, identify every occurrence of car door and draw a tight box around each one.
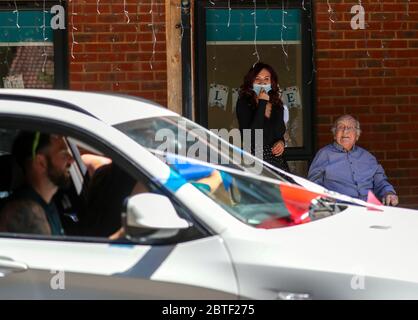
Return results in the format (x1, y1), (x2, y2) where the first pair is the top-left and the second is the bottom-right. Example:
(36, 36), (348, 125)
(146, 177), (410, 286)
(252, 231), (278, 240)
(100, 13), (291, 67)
(0, 99), (238, 299)
(0, 236), (237, 299)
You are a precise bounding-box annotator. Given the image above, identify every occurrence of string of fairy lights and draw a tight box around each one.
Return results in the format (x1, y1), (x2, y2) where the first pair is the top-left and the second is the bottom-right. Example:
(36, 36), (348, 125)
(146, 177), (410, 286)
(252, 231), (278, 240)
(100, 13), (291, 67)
(149, 0), (157, 69)
(280, 0), (289, 70)
(227, 0), (232, 28)
(123, 0), (130, 23)
(12, 0), (20, 29)
(252, 0), (260, 65)
(41, 0), (48, 72)
(306, 0), (316, 85)
(70, 0), (78, 60)
(210, 0), (218, 82)
(326, 0), (336, 23)
(1, 0), (414, 87)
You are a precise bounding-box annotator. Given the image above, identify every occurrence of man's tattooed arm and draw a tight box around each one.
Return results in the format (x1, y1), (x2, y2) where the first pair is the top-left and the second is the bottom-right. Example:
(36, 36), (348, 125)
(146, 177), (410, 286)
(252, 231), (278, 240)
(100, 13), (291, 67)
(0, 200), (51, 235)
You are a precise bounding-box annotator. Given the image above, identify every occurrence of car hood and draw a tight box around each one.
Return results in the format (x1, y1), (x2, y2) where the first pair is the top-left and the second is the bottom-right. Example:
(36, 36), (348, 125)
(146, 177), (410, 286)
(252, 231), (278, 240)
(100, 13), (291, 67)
(223, 204), (418, 298)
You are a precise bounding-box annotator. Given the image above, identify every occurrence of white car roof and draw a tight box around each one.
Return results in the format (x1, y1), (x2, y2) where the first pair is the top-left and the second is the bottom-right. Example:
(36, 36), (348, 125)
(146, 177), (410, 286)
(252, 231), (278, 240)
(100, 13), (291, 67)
(0, 89), (179, 125)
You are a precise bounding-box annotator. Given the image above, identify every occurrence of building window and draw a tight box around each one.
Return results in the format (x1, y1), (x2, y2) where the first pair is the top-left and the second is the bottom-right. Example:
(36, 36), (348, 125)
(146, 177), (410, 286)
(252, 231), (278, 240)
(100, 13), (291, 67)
(0, 1), (67, 89)
(195, 0), (315, 176)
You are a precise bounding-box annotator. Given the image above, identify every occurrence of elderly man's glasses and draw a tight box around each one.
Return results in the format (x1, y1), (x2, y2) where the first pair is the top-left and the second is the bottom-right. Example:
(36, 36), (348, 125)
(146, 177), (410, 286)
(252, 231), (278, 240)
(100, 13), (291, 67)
(336, 125), (356, 133)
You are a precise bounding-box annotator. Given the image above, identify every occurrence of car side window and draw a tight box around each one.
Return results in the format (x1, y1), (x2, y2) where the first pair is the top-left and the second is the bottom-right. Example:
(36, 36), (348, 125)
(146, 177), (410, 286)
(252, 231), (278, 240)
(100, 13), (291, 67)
(75, 146), (205, 243)
(0, 128), (206, 243)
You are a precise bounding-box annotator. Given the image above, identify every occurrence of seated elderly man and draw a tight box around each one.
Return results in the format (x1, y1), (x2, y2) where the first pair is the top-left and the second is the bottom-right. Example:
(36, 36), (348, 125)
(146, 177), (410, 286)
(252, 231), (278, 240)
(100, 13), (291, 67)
(308, 115), (398, 206)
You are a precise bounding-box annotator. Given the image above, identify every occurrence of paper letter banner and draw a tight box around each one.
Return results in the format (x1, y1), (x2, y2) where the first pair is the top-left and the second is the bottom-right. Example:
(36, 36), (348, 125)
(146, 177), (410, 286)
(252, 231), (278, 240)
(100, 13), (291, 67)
(282, 86), (301, 108)
(208, 83), (229, 111)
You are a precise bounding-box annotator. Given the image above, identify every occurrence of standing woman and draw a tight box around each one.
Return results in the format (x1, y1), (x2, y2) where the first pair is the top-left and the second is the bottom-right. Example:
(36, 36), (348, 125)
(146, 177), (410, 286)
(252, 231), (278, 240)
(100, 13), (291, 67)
(236, 62), (289, 172)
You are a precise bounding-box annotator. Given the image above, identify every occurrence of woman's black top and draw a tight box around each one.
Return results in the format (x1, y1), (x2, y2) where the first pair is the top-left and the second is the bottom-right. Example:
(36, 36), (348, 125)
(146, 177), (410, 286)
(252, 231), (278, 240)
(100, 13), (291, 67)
(236, 95), (286, 150)
(236, 94), (289, 172)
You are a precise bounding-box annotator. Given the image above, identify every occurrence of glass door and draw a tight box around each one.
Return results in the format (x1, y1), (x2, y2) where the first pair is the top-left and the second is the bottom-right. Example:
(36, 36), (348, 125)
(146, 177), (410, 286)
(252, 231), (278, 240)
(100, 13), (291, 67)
(195, 0), (315, 176)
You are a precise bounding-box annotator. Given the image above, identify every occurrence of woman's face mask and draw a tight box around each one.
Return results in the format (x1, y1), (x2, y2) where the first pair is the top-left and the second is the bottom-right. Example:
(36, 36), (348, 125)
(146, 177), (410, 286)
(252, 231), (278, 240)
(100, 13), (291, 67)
(252, 83), (272, 96)
(253, 68), (272, 96)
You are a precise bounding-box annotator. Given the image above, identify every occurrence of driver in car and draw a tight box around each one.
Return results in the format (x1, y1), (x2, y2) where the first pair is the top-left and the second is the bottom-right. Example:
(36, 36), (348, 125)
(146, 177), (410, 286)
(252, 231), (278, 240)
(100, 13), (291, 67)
(0, 131), (74, 235)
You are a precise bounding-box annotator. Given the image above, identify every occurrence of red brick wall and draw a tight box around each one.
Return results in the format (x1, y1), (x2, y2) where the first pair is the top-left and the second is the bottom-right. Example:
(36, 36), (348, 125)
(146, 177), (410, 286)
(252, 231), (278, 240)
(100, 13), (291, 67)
(315, 0), (418, 208)
(68, 0), (167, 106)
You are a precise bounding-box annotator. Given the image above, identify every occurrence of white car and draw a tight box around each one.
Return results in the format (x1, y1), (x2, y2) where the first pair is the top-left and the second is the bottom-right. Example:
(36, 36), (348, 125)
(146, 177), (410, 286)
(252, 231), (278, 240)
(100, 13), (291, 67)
(0, 89), (417, 300)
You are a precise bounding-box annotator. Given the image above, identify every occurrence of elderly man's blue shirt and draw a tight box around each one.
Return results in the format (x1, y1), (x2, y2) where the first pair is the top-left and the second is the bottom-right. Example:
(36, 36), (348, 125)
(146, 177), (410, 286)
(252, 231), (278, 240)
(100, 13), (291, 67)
(308, 143), (395, 200)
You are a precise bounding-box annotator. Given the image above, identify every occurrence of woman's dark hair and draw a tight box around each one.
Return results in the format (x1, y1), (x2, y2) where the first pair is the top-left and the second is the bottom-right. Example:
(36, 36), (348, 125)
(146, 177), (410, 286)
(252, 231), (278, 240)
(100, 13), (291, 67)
(83, 163), (136, 237)
(239, 62), (283, 108)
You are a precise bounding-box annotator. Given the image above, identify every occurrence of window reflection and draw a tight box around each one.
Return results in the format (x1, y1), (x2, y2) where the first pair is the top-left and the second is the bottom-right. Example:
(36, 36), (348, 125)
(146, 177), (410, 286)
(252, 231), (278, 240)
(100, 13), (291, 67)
(0, 45), (54, 88)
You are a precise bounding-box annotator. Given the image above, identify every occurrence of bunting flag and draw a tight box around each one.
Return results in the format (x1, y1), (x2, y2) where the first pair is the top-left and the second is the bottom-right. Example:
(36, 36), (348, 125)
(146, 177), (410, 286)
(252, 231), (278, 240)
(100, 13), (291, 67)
(257, 183), (324, 229)
(162, 155), (383, 230)
(258, 183), (385, 229)
(164, 154), (232, 193)
(366, 190), (383, 211)
(208, 83), (229, 110)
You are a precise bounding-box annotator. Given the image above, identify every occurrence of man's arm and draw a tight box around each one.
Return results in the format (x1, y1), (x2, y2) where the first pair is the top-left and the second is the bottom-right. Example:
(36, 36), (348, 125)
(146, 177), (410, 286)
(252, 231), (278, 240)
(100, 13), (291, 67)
(307, 148), (329, 186)
(373, 164), (398, 206)
(0, 200), (51, 235)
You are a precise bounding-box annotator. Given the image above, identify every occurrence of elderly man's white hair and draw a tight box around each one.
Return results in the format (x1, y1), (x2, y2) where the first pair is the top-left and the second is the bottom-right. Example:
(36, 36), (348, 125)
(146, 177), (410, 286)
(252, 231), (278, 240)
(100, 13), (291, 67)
(331, 114), (361, 136)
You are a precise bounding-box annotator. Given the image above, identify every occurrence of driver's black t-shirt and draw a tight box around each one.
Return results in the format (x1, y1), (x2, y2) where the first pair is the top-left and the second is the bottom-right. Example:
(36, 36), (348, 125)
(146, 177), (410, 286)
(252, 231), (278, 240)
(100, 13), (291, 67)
(11, 186), (64, 236)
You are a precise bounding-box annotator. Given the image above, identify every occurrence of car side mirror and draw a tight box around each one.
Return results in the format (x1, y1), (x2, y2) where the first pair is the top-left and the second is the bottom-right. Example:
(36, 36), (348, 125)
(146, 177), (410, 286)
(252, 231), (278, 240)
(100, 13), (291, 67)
(123, 193), (189, 239)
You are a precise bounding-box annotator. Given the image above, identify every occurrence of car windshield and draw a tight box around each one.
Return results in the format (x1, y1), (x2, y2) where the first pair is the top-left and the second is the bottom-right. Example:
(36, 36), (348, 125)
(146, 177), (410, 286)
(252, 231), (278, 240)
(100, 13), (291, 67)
(115, 116), (291, 182)
(153, 154), (344, 229)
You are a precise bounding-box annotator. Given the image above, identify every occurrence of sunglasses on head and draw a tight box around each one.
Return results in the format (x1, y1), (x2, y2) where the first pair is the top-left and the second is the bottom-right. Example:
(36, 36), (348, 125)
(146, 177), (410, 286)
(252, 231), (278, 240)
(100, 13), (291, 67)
(32, 131), (41, 159)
